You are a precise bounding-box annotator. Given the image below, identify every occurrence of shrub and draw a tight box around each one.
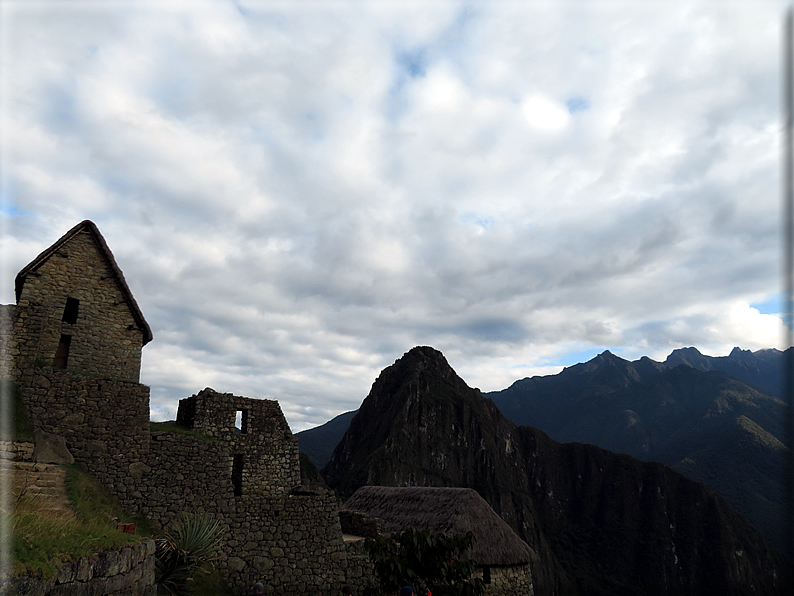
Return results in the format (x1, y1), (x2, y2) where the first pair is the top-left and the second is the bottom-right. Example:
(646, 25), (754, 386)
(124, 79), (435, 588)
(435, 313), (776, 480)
(363, 528), (484, 596)
(155, 512), (224, 596)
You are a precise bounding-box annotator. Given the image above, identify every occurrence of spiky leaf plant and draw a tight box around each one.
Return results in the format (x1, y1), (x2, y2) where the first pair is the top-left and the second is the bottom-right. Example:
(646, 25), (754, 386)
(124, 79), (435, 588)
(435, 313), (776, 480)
(155, 512), (224, 596)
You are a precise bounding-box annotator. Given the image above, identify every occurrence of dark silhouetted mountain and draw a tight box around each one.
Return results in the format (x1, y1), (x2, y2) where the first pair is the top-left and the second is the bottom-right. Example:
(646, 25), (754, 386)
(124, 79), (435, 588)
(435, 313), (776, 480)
(487, 349), (789, 551)
(665, 346), (786, 399)
(299, 451), (329, 489)
(322, 346), (792, 596)
(297, 409), (358, 468)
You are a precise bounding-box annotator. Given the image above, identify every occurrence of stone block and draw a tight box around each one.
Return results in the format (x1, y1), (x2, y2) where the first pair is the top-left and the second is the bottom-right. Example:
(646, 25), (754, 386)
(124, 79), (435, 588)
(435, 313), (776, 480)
(77, 557), (94, 582)
(56, 561), (77, 584)
(227, 557), (247, 572)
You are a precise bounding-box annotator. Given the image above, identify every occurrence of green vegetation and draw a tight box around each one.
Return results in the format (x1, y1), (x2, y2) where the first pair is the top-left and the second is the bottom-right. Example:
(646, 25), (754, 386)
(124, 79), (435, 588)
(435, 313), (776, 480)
(150, 422), (215, 441)
(64, 464), (156, 536)
(10, 464), (148, 579)
(155, 511), (225, 596)
(190, 567), (234, 596)
(1, 379), (33, 441)
(10, 461), (232, 594)
(363, 528), (484, 596)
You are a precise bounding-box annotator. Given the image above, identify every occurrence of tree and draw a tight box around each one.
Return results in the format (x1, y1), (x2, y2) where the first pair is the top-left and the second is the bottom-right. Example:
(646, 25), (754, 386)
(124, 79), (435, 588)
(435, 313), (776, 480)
(363, 528), (485, 596)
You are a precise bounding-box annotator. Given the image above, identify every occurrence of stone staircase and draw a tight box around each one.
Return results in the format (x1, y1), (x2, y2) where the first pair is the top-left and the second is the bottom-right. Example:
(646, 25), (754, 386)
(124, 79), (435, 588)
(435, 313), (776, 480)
(1, 439), (76, 519)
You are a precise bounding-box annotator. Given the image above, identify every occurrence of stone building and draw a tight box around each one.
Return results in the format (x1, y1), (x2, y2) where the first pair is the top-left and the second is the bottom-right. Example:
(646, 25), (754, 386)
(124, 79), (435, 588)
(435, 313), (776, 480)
(340, 486), (536, 596)
(2, 222), (349, 595)
(175, 388), (300, 497)
(9, 220), (152, 383)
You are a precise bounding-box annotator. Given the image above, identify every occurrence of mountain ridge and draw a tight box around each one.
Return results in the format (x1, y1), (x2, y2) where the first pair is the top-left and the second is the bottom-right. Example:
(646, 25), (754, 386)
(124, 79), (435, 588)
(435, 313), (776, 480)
(298, 346), (790, 550)
(487, 347), (788, 550)
(321, 346), (792, 595)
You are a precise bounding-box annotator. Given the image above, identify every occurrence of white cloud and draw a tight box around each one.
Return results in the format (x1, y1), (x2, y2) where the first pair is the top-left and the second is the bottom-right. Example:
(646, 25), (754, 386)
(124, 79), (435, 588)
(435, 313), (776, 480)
(1, 1), (788, 431)
(521, 94), (570, 132)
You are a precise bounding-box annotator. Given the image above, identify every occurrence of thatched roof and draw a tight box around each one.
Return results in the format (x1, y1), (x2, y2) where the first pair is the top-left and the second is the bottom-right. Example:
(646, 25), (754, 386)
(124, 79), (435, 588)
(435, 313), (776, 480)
(341, 486), (534, 567)
(15, 220), (153, 345)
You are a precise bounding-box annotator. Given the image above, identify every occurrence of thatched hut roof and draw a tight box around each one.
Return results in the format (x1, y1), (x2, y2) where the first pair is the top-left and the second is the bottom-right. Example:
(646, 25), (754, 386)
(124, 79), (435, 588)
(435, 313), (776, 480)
(341, 486), (533, 567)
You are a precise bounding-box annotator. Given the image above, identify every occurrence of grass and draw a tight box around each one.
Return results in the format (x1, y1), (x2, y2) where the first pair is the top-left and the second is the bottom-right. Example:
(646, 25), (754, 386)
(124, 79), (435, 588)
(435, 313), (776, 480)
(10, 464), (235, 594)
(9, 464), (151, 579)
(64, 464), (156, 537)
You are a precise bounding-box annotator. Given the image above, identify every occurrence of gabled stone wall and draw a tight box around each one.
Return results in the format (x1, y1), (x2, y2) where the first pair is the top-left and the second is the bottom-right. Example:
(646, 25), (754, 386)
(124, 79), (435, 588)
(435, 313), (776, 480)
(14, 229), (145, 383)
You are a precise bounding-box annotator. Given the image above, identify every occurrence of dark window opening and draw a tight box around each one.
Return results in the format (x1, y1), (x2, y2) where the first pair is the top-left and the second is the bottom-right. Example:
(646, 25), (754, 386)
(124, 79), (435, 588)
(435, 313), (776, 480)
(483, 567), (491, 585)
(236, 409), (249, 434)
(62, 298), (79, 324)
(53, 335), (72, 369)
(232, 454), (244, 496)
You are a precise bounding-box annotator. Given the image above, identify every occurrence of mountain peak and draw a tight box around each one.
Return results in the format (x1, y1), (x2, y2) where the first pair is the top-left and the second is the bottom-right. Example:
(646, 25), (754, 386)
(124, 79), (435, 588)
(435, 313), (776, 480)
(322, 346), (506, 498)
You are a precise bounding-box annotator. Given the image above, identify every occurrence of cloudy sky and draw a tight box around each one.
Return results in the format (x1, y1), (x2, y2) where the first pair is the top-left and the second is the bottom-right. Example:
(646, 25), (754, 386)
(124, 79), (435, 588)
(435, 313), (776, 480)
(1, 0), (788, 431)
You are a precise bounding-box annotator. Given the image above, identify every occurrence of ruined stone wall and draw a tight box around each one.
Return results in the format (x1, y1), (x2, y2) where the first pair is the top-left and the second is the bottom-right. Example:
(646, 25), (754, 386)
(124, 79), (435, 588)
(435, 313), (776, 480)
(20, 367), (150, 498)
(342, 540), (380, 595)
(177, 389), (300, 496)
(0, 440), (34, 462)
(480, 565), (535, 596)
(0, 540), (157, 596)
(14, 229), (145, 383)
(338, 510), (383, 538)
(135, 431), (348, 595)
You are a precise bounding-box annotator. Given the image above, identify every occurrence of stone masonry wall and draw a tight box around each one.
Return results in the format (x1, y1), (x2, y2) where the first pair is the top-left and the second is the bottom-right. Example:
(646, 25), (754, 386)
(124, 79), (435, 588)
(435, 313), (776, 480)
(135, 431), (234, 529)
(0, 305), (18, 379)
(222, 490), (348, 596)
(480, 565), (535, 596)
(135, 431), (349, 595)
(338, 510), (383, 538)
(0, 540), (157, 596)
(177, 389), (300, 496)
(0, 440), (156, 596)
(14, 229), (145, 383)
(342, 539), (380, 594)
(20, 368), (150, 499)
(0, 440), (34, 462)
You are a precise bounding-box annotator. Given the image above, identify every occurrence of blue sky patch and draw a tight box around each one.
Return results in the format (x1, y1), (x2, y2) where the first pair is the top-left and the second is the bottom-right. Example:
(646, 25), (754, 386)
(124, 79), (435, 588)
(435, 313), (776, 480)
(566, 96), (589, 113)
(397, 49), (427, 78)
(751, 294), (780, 315)
(551, 347), (608, 368)
(460, 212), (494, 230)
(0, 203), (20, 216)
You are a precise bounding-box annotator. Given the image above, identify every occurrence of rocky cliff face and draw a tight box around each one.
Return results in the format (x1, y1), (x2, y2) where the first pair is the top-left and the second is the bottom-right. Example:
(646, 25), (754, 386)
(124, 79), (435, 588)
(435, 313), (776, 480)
(322, 346), (793, 596)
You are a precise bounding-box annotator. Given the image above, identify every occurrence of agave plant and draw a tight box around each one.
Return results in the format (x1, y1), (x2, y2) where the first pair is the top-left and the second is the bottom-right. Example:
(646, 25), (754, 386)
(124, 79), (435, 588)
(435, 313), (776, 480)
(155, 512), (224, 596)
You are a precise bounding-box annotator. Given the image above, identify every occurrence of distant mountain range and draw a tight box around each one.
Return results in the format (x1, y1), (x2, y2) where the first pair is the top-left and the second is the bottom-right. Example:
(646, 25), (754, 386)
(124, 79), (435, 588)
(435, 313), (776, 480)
(298, 409), (357, 468)
(318, 346), (792, 595)
(486, 347), (789, 552)
(296, 346), (790, 551)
